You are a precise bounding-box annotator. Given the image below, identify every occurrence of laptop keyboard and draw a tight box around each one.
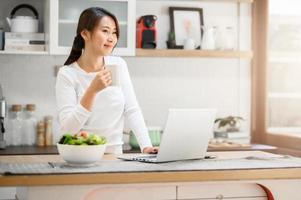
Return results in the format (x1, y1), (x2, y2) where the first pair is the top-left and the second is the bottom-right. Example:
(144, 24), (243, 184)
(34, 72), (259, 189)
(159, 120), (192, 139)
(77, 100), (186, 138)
(133, 155), (157, 162)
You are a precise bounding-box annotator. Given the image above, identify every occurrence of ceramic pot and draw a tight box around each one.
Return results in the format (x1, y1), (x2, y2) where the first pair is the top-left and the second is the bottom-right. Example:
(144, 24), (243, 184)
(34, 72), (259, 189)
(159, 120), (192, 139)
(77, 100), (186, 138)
(129, 127), (163, 149)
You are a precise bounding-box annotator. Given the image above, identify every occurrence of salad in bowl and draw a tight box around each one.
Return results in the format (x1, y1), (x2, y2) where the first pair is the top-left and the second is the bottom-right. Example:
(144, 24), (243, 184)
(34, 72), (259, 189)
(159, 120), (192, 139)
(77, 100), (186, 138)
(57, 132), (107, 166)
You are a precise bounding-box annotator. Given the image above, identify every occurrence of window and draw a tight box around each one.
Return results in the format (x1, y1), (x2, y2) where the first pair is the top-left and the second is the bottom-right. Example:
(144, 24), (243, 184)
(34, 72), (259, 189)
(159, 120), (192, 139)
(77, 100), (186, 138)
(268, 0), (301, 136)
(253, 0), (301, 156)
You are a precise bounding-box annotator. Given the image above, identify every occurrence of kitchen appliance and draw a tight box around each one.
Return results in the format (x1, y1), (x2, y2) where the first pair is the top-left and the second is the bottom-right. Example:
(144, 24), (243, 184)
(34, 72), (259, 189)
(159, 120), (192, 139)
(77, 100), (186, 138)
(6, 4), (39, 33)
(0, 84), (6, 149)
(136, 15), (157, 49)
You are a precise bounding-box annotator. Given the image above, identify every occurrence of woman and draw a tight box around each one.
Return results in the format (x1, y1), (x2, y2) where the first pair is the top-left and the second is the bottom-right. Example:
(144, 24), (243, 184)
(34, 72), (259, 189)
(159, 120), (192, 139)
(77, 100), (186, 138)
(55, 7), (158, 154)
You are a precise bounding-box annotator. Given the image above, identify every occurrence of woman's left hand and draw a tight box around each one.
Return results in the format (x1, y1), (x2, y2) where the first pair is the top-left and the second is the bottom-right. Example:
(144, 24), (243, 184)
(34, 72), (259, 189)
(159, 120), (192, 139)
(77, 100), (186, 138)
(143, 147), (159, 154)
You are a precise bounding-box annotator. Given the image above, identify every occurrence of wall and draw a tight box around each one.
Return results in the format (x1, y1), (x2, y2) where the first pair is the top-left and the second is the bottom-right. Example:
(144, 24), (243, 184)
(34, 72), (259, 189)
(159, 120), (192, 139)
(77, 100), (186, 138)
(0, 55), (250, 142)
(0, 1), (252, 143)
(136, 0), (251, 50)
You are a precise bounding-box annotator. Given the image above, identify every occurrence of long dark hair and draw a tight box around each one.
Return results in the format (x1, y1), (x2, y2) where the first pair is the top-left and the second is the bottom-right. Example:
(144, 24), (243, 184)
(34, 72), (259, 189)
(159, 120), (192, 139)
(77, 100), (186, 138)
(64, 7), (120, 65)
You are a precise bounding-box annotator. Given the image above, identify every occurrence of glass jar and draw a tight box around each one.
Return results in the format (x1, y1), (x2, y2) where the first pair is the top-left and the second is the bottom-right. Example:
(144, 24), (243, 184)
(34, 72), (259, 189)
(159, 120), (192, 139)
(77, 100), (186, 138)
(7, 105), (23, 146)
(224, 26), (236, 50)
(23, 104), (37, 145)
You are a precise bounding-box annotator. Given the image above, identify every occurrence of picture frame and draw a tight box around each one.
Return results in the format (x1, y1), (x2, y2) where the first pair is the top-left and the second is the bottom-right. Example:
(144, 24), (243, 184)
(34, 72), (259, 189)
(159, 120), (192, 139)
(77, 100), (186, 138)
(169, 7), (204, 49)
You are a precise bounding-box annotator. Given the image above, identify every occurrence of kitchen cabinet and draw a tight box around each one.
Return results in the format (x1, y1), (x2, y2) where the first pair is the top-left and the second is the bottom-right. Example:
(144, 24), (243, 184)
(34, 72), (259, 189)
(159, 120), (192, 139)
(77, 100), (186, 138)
(13, 180), (301, 200)
(16, 184), (176, 200)
(48, 0), (135, 56)
(0, 0), (49, 55)
(0, 187), (16, 200)
(0, 0), (253, 58)
(177, 182), (267, 200)
(0, 0), (135, 55)
(15, 183), (269, 200)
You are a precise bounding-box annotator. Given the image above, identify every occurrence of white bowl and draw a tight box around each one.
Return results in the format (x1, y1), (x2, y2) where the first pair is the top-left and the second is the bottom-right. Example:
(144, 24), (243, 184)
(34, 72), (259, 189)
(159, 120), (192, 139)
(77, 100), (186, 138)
(57, 143), (106, 166)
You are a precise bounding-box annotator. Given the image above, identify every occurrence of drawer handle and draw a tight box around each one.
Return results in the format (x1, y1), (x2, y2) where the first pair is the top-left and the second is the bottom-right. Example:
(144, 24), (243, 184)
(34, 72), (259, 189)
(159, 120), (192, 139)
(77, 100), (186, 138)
(216, 194), (224, 199)
(257, 183), (275, 200)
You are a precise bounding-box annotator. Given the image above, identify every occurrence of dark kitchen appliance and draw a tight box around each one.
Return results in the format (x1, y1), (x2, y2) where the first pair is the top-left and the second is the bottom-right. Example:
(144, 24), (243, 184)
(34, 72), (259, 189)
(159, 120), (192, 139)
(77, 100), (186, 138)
(0, 84), (6, 149)
(136, 15), (157, 49)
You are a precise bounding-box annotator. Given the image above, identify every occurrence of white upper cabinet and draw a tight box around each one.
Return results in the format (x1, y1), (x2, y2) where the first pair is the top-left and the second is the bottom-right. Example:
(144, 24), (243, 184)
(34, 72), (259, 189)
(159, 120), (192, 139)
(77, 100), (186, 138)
(49, 0), (135, 56)
(0, 0), (252, 57)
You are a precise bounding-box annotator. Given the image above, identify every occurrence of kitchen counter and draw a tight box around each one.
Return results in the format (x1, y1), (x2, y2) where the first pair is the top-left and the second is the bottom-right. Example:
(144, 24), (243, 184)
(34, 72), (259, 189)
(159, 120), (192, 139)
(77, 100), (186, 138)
(0, 144), (277, 155)
(0, 151), (299, 186)
(1, 151), (301, 200)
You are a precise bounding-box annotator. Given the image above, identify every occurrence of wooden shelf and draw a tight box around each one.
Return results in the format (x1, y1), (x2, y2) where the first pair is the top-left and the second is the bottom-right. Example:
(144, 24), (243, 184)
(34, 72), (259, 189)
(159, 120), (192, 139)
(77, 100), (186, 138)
(136, 49), (253, 59)
(0, 50), (48, 55)
(59, 20), (127, 25)
(137, 0), (253, 3)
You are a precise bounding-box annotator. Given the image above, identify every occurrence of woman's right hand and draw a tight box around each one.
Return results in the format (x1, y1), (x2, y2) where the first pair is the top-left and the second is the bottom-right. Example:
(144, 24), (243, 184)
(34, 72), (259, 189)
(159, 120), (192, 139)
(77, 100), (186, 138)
(81, 68), (112, 111)
(88, 68), (112, 93)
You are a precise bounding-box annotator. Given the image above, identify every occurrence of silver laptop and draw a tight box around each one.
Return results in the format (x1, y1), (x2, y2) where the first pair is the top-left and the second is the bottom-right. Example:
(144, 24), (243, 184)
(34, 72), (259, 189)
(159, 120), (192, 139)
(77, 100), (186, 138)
(118, 108), (217, 163)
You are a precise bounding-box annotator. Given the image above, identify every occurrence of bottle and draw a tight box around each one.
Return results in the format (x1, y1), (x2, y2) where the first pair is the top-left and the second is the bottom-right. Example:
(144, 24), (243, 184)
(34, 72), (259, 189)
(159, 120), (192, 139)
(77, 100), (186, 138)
(214, 26), (226, 50)
(7, 104), (23, 146)
(0, 20), (4, 50)
(23, 104), (37, 145)
(0, 84), (6, 149)
(37, 121), (45, 147)
(224, 26), (236, 50)
(44, 116), (53, 146)
(201, 26), (215, 50)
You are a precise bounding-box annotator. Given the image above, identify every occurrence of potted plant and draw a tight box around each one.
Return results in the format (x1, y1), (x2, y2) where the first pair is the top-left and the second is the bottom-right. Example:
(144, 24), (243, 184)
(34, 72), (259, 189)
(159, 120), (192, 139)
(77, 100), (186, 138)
(214, 116), (244, 133)
(166, 31), (176, 49)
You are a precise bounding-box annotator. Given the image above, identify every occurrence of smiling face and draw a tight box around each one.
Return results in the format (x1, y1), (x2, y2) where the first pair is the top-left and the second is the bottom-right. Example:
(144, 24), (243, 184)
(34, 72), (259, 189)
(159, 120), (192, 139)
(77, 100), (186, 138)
(81, 16), (118, 56)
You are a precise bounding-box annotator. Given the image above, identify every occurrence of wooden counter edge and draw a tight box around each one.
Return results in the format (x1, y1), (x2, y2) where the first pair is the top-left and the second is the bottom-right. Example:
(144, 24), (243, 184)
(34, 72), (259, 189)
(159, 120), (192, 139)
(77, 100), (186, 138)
(1, 168), (301, 186)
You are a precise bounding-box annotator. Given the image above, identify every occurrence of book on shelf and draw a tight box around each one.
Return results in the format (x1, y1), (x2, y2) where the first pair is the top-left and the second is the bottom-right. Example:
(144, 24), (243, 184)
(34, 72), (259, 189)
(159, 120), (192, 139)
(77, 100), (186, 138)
(5, 39), (45, 46)
(5, 44), (45, 51)
(5, 32), (45, 40)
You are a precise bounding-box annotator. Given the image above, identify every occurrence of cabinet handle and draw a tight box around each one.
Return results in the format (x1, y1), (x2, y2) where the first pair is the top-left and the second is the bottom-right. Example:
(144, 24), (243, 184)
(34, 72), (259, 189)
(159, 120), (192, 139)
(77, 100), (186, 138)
(216, 194), (224, 199)
(257, 183), (275, 200)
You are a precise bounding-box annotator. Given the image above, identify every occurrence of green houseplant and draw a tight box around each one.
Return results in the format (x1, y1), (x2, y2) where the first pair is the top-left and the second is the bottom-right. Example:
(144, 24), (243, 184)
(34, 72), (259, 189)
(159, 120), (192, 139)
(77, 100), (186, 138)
(166, 31), (176, 49)
(214, 116), (244, 132)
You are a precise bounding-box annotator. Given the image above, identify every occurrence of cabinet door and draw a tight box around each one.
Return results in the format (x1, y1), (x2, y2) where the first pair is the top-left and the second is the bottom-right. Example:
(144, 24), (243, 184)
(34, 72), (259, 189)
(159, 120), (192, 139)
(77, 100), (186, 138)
(16, 185), (176, 200)
(49, 0), (135, 56)
(0, 187), (16, 200)
(177, 182), (267, 200)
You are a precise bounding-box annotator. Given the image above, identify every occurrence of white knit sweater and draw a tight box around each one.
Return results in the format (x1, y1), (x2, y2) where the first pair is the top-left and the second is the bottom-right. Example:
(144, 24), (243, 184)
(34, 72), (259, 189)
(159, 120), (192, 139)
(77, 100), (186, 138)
(55, 56), (152, 154)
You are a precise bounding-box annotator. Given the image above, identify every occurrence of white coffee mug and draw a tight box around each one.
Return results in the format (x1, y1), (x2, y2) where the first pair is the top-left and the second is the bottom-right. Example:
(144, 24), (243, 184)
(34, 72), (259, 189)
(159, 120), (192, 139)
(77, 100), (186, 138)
(105, 64), (120, 86)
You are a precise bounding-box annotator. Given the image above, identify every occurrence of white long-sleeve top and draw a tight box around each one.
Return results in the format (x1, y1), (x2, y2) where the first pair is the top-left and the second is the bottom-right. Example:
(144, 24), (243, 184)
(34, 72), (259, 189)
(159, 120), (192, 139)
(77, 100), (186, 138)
(55, 56), (152, 154)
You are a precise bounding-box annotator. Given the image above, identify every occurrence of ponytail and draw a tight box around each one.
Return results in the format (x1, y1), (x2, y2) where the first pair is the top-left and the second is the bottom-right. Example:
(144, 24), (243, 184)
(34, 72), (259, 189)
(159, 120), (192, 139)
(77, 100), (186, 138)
(64, 35), (84, 65)
(64, 7), (120, 65)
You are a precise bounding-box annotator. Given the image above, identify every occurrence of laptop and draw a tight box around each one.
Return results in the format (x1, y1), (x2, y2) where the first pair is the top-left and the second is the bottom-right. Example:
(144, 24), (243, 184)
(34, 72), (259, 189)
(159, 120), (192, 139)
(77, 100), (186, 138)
(118, 108), (217, 163)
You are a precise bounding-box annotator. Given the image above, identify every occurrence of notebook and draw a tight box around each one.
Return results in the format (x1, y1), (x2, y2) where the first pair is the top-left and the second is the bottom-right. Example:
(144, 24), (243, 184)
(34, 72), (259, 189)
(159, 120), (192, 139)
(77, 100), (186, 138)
(118, 108), (217, 163)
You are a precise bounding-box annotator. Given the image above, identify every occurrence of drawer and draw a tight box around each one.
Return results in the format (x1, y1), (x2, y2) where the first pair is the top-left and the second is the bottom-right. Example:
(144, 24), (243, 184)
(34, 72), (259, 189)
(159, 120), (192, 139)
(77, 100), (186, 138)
(177, 182), (267, 199)
(0, 187), (16, 200)
(16, 184), (176, 200)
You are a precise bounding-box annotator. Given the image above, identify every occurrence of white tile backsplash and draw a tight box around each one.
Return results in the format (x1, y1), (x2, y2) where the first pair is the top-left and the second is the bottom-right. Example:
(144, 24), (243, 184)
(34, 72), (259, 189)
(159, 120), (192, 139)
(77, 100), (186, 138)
(0, 55), (251, 142)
